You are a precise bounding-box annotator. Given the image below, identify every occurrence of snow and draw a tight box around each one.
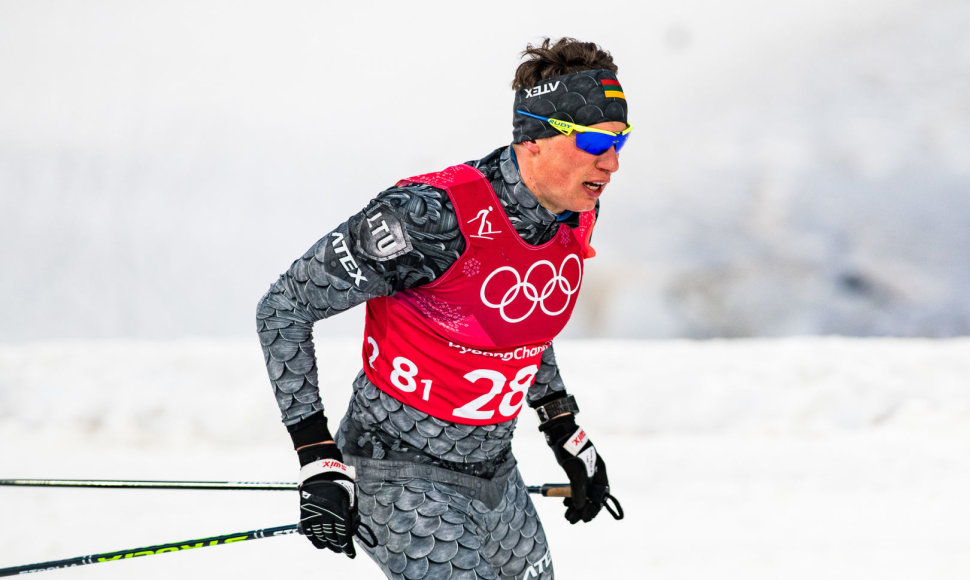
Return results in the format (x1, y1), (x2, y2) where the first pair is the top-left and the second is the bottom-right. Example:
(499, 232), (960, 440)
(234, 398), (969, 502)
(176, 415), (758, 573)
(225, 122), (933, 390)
(2, 337), (969, 578)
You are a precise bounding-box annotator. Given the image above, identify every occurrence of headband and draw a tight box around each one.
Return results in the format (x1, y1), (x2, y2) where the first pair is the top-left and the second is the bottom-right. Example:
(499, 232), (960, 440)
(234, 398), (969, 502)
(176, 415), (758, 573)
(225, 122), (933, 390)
(512, 68), (628, 143)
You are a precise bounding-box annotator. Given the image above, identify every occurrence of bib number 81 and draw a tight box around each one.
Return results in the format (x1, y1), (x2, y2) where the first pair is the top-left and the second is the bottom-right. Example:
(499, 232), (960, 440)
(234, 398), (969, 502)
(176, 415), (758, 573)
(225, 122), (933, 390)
(453, 365), (539, 421)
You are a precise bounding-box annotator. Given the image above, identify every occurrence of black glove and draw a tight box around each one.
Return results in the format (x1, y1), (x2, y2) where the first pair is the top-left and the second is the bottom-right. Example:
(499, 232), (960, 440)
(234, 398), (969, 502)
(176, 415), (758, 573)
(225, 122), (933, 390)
(540, 413), (610, 524)
(288, 412), (360, 557)
(297, 447), (360, 557)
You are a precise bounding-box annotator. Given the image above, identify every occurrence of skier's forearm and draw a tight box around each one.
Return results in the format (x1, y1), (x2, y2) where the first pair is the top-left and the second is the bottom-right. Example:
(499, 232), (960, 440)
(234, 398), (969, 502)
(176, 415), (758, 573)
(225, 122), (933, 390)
(527, 344), (570, 407)
(257, 302), (322, 426)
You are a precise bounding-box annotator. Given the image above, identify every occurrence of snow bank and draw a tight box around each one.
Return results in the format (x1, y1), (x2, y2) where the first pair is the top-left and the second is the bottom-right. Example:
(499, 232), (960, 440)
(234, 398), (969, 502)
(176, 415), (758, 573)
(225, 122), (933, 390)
(1, 337), (967, 450)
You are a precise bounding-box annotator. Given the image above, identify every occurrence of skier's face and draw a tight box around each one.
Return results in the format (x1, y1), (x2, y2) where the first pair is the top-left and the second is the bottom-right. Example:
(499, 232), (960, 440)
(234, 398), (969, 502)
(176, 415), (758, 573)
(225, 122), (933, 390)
(516, 120), (625, 215)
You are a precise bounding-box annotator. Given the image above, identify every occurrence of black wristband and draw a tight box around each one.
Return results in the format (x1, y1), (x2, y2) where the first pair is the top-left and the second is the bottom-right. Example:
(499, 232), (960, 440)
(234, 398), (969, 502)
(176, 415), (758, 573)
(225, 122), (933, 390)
(535, 394), (579, 426)
(286, 412), (335, 449)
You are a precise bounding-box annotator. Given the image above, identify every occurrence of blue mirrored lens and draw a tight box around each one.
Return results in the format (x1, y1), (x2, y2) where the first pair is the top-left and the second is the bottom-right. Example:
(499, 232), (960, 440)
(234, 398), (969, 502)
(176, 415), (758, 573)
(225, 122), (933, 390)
(575, 132), (628, 155)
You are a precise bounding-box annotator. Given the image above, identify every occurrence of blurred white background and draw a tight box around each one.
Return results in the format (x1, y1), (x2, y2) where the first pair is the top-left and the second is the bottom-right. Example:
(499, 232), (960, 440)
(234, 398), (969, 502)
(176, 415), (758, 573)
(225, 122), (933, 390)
(2, 0), (967, 342)
(2, 3), (970, 577)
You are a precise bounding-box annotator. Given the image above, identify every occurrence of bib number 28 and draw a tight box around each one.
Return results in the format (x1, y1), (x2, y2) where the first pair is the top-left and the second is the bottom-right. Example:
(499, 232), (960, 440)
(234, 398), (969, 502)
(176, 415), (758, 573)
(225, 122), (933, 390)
(452, 365), (538, 421)
(369, 337), (539, 422)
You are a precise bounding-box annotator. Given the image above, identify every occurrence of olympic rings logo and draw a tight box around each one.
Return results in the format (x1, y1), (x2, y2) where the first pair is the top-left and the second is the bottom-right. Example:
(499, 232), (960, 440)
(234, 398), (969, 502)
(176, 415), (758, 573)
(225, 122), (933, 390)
(480, 255), (583, 323)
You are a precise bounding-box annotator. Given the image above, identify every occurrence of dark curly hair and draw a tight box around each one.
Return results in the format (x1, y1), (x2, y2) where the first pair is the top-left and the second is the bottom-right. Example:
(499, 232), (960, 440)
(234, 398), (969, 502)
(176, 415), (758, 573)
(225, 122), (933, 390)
(512, 37), (618, 91)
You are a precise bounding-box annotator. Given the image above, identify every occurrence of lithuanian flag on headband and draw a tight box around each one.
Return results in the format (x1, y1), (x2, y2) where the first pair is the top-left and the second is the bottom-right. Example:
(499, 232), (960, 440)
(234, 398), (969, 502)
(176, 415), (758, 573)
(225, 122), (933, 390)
(602, 79), (625, 99)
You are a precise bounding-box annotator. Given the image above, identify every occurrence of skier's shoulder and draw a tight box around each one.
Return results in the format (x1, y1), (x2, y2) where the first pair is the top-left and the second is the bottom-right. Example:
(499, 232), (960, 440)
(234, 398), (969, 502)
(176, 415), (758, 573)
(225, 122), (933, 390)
(365, 147), (505, 234)
(362, 180), (456, 249)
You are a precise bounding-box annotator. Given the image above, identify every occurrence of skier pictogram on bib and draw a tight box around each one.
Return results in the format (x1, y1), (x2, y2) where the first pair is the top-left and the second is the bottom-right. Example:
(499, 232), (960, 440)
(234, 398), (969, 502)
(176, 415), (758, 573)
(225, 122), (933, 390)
(468, 206), (502, 239)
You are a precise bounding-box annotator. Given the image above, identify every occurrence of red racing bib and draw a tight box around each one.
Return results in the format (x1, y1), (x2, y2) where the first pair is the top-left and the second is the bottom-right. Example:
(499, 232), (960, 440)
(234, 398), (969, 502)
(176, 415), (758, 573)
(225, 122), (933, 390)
(362, 164), (594, 425)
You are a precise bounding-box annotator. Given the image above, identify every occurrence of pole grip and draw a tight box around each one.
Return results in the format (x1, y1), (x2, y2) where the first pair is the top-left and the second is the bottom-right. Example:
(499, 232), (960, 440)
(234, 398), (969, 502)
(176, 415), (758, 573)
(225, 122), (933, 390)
(540, 484), (571, 497)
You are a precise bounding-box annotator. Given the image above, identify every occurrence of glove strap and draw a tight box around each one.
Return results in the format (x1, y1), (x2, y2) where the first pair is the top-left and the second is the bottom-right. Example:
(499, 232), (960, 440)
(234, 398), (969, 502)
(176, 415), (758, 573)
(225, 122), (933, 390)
(299, 459), (357, 483)
(535, 394), (579, 426)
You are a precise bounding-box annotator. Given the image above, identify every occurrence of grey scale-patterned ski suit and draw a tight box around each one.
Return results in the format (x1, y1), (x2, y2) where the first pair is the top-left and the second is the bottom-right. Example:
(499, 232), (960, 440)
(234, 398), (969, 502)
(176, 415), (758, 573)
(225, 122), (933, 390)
(257, 146), (594, 579)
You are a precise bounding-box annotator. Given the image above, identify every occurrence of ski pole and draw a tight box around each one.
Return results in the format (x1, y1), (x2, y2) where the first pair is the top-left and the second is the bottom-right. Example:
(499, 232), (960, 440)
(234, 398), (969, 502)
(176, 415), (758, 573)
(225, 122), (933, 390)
(1, 478), (569, 496)
(1, 478), (622, 518)
(0, 477), (295, 491)
(0, 524), (298, 577)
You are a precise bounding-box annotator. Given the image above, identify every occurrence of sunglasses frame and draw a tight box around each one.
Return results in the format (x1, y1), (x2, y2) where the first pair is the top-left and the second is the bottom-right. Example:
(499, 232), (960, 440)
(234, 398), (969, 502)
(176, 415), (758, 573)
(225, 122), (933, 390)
(516, 110), (632, 154)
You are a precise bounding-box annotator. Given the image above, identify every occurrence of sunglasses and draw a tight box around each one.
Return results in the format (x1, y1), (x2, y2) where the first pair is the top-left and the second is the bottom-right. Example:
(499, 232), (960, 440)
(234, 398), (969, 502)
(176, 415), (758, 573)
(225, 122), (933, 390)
(516, 110), (633, 155)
